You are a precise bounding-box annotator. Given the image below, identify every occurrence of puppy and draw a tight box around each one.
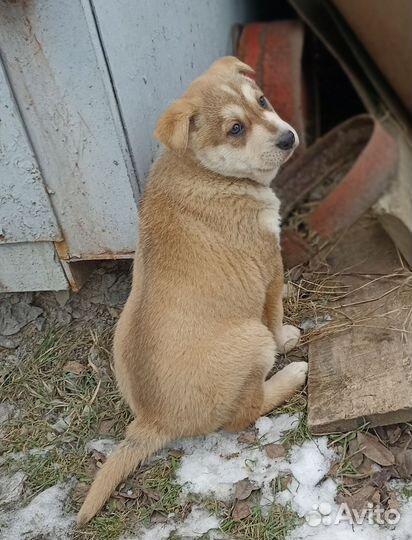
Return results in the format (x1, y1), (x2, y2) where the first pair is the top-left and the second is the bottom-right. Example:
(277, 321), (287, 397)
(77, 56), (307, 525)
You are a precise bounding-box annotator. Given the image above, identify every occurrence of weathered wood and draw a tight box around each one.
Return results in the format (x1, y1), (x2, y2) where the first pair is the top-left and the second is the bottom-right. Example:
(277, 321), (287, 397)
(308, 219), (412, 434)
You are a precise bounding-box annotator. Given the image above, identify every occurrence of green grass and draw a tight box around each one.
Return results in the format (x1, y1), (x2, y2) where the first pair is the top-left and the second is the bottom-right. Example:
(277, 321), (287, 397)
(73, 511), (131, 540)
(220, 503), (301, 540)
(134, 453), (184, 524)
(276, 390), (312, 448)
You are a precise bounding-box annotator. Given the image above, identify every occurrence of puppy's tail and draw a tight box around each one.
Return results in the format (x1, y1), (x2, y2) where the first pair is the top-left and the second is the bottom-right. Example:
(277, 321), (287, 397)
(77, 420), (168, 525)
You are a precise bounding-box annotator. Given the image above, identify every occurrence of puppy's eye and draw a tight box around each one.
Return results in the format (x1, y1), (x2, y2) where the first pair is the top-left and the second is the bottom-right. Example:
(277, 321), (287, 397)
(258, 95), (268, 109)
(228, 122), (244, 136)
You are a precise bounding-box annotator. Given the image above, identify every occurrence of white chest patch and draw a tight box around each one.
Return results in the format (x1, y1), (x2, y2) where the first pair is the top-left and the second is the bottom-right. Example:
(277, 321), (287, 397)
(248, 186), (281, 239)
(258, 208), (281, 238)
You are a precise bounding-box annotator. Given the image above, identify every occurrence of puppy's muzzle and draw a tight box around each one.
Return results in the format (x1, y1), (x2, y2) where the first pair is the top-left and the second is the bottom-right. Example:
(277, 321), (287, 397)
(276, 130), (296, 151)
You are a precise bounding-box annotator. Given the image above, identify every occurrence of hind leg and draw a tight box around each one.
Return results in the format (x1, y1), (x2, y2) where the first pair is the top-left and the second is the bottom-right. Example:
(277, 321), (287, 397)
(223, 360), (307, 432)
(202, 320), (276, 433)
(220, 323), (280, 432)
(264, 274), (301, 353)
(223, 368), (267, 432)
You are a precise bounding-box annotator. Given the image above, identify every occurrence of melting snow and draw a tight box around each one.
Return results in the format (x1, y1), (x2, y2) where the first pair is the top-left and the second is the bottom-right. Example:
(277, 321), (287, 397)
(134, 507), (222, 540)
(1, 414), (412, 539)
(174, 414), (300, 501)
(0, 483), (74, 540)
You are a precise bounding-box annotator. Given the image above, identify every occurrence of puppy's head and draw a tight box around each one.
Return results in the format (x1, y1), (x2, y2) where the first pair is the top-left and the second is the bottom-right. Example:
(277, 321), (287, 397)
(155, 56), (299, 186)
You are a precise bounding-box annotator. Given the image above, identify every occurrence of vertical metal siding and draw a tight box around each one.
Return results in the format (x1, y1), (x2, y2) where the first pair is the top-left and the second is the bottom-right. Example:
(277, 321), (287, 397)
(91, 0), (253, 183)
(0, 60), (61, 244)
(0, 0), (139, 260)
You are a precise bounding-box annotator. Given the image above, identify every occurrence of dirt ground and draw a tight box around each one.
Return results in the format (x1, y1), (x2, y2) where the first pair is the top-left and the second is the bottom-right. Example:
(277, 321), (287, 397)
(1, 257), (412, 540)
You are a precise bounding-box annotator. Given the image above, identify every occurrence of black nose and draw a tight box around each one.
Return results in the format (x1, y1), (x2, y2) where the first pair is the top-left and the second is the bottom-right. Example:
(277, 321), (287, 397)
(276, 130), (295, 150)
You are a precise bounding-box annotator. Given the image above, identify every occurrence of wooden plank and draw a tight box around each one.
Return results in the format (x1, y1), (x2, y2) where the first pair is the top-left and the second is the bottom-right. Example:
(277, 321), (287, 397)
(308, 218), (412, 434)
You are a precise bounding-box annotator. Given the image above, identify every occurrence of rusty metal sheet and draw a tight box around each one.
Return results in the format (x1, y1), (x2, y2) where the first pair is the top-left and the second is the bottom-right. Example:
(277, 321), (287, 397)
(0, 60), (61, 245)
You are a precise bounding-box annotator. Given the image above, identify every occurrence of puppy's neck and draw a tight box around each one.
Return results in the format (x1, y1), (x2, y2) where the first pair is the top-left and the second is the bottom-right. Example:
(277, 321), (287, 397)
(153, 150), (274, 193)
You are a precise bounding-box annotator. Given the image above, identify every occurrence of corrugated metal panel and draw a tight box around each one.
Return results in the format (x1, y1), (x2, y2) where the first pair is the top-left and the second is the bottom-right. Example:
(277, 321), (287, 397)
(0, 60), (61, 245)
(0, 242), (68, 292)
(0, 0), (139, 260)
(91, 0), (253, 182)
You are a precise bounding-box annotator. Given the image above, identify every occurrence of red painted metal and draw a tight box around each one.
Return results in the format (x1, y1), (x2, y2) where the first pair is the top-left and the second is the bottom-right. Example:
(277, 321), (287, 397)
(280, 115), (398, 268)
(308, 121), (398, 239)
(237, 21), (307, 149)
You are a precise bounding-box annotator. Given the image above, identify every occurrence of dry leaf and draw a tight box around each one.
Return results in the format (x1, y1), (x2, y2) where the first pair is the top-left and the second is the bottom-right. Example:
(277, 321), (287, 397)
(168, 449), (184, 459)
(357, 457), (376, 477)
(278, 472), (293, 491)
(374, 426), (388, 444)
(234, 478), (255, 500)
(232, 500), (251, 521)
(63, 361), (85, 375)
(336, 485), (377, 512)
(99, 419), (115, 434)
(386, 425), (402, 445)
(142, 487), (161, 501)
(393, 447), (412, 479)
(237, 431), (257, 445)
(342, 475), (362, 487)
(118, 489), (138, 500)
(371, 490), (381, 505)
(348, 438), (363, 469)
(264, 443), (286, 459)
(370, 469), (393, 488)
(357, 432), (395, 466)
(329, 462), (340, 477)
(386, 490), (400, 511)
(150, 512), (168, 525)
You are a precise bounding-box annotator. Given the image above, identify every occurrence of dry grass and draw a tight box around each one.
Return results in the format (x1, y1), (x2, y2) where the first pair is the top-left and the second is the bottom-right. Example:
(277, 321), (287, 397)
(1, 321), (137, 539)
(219, 502), (301, 540)
(283, 265), (412, 347)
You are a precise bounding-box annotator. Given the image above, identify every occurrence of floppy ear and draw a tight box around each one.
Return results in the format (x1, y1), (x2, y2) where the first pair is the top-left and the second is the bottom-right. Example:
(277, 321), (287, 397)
(208, 56), (255, 77)
(154, 98), (196, 154)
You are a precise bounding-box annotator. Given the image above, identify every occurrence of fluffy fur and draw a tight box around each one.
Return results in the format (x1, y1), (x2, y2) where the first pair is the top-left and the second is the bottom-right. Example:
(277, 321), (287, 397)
(77, 56), (306, 525)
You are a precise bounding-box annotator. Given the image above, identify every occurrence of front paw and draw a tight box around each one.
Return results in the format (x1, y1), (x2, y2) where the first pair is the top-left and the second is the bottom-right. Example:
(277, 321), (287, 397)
(280, 361), (308, 389)
(277, 324), (301, 353)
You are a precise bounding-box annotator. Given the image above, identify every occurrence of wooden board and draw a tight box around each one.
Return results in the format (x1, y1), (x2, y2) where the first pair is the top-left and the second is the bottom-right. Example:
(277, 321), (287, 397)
(308, 218), (412, 434)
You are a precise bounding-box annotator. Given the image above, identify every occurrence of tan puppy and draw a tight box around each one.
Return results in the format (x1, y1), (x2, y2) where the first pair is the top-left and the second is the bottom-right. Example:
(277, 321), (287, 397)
(77, 56), (307, 525)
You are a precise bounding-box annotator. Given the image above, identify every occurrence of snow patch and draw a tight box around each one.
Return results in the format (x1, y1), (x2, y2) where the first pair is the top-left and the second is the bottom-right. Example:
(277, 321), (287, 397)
(0, 471), (26, 506)
(85, 437), (116, 457)
(174, 414), (299, 501)
(0, 446), (54, 467)
(127, 506), (221, 540)
(256, 413), (300, 443)
(0, 483), (74, 540)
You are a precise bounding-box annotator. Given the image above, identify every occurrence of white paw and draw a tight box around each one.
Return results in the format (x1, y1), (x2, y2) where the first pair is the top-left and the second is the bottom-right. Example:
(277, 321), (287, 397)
(278, 324), (301, 353)
(281, 361), (308, 388)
